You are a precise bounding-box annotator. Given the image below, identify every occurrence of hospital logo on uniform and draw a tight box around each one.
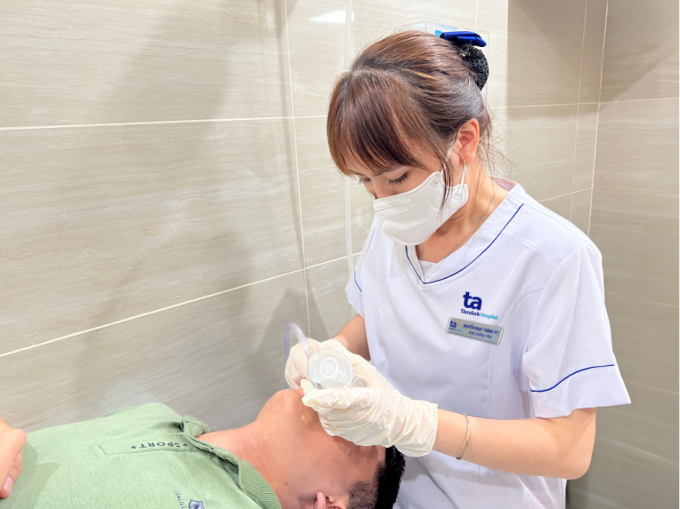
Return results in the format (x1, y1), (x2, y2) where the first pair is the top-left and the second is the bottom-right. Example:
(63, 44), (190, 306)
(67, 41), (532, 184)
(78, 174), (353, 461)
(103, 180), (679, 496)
(188, 502), (205, 509)
(461, 292), (498, 320)
(463, 292), (482, 310)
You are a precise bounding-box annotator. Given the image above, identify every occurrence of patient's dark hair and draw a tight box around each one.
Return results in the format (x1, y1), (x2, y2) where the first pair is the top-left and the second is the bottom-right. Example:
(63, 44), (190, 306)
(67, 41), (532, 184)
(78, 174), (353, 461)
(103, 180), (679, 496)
(349, 446), (406, 509)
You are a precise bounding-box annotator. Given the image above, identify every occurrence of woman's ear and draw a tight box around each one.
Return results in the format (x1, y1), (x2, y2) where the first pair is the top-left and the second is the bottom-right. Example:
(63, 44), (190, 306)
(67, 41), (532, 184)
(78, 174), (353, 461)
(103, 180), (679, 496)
(455, 117), (480, 163)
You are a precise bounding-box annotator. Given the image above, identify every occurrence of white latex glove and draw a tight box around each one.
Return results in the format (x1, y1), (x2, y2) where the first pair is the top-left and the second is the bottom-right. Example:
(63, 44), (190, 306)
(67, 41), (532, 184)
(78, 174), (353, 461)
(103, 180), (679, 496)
(284, 338), (347, 389)
(300, 351), (438, 457)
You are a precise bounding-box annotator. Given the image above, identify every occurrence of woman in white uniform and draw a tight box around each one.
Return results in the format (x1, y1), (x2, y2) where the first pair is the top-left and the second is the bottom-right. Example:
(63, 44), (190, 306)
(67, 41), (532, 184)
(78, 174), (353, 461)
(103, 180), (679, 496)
(286, 30), (630, 509)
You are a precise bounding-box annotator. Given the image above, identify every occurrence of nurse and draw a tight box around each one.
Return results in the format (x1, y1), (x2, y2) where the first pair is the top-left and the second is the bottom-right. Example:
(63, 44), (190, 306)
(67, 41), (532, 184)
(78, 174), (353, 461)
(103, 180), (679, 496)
(286, 30), (631, 509)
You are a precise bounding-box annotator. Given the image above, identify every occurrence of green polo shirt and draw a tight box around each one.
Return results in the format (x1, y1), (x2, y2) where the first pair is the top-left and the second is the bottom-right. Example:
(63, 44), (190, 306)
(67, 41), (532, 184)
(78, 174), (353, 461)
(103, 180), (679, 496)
(3, 403), (281, 509)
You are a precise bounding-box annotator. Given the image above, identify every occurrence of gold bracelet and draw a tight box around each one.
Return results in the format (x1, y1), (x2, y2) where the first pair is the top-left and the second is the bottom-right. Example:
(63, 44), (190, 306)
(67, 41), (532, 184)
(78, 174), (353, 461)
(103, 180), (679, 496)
(456, 413), (471, 461)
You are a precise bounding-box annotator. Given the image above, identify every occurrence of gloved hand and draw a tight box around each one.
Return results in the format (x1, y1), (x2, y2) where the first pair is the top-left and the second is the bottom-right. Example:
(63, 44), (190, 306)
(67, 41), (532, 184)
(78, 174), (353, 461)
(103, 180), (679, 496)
(300, 351), (438, 457)
(284, 338), (347, 389)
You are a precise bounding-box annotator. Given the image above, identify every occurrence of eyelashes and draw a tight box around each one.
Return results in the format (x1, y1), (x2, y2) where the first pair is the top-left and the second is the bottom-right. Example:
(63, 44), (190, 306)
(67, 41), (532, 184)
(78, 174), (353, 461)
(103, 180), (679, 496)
(388, 172), (408, 185)
(357, 172), (409, 185)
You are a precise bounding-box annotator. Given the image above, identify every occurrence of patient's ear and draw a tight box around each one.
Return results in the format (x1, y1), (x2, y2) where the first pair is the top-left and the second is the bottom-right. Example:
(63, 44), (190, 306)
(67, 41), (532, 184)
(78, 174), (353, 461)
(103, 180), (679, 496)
(314, 491), (346, 509)
(313, 492), (327, 509)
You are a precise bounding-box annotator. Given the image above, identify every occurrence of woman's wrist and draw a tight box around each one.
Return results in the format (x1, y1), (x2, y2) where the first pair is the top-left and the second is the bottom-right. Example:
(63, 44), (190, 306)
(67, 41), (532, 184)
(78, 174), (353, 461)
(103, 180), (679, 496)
(456, 413), (471, 460)
(333, 335), (349, 350)
(433, 409), (470, 459)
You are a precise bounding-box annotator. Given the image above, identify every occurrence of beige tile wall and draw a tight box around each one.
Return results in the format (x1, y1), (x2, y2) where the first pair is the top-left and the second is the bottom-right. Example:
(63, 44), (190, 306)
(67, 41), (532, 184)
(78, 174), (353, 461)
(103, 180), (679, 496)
(499, 0), (608, 233)
(484, 1), (678, 506)
(0, 120), (303, 354)
(566, 0), (679, 507)
(0, 1), (293, 126)
(599, 0), (679, 103)
(0, 0), (321, 432)
(1, 272), (308, 431)
(0, 0), (606, 440)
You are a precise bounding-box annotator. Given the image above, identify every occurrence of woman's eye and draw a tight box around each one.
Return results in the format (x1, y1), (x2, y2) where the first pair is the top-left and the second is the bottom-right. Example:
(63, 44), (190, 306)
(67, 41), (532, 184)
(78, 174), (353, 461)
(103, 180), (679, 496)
(388, 172), (408, 185)
(360, 177), (372, 184)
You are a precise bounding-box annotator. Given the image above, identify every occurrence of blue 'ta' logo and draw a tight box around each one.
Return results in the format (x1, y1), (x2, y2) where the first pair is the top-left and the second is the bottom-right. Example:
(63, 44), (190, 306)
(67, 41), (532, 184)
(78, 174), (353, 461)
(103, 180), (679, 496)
(463, 292), (482, 310)
(189, 501), (205, 509)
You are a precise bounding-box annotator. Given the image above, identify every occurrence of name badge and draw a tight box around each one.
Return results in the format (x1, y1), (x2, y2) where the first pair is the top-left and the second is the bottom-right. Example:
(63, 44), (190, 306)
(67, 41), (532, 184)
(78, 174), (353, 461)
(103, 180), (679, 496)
(446, 317), (503, 345)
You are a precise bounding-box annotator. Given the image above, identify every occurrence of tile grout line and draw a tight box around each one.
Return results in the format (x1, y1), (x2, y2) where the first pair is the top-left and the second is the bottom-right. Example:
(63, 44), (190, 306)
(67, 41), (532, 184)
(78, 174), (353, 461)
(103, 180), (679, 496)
(301, 252), (363, 271)
(587, 0), (609, 237)
(0, 267), (308, 360)
(570, 0), (589, 222)
(0, 116), (327, 132)
(0, 250), (368, 360)
(586, 142), (599, 235)
(306, 255), (348, 270)
(495, 101), (598, 111)
(343, 0), (356, 313)
(1, 96), (669, 133)
(8, 95), (667, 133)
(599, 96), (679, 104)
(282, 0), (311, 336)
(576, 0), (588, 108)
(539, 189), (590, 203)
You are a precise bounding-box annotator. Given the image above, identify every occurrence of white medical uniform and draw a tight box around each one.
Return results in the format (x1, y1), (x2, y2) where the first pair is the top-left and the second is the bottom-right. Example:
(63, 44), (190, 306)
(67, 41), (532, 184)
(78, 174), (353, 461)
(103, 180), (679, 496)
(346, 179), (630, 509)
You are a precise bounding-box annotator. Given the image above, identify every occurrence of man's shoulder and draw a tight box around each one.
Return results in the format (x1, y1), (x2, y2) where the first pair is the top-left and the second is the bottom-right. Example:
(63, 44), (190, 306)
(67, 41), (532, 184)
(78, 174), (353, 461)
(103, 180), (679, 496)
(12, 403), (275, 509)
(29, 402), (182, 446)
(101, 402), (181, 422)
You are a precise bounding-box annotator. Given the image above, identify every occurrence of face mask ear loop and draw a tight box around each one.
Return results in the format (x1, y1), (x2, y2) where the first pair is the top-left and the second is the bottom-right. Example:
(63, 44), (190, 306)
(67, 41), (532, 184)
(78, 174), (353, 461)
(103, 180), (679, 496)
(460, 159), (468, 186)
(442, 144), (457, 186)
(444, 144), (466, 188)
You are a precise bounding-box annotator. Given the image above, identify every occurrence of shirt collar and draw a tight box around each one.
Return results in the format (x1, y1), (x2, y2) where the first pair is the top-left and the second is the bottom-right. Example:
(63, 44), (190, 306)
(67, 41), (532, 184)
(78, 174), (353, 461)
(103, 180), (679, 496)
(180, 415), (282, 509)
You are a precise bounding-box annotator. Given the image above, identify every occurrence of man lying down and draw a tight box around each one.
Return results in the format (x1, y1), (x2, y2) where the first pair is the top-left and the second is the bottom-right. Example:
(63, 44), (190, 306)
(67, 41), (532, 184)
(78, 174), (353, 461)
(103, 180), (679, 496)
(1, 389), (404, 509)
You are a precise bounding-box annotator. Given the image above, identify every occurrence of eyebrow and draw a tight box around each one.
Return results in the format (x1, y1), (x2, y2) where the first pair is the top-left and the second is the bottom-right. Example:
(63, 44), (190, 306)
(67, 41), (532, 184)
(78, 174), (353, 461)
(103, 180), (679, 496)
(382, 167), (407, 175)
(348, 167), (405, 178)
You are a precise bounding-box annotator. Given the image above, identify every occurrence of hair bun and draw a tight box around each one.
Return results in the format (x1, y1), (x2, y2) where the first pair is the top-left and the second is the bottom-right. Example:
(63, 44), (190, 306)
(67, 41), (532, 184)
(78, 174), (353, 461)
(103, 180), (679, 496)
(438, 31), (489, 90)
(456, 44), (489, 90)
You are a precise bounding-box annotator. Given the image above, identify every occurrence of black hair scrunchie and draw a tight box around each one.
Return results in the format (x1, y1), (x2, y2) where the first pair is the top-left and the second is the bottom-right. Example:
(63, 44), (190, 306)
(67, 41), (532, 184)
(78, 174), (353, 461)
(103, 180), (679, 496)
(438, 31), (490, 91)
(456, 44), (489, 91)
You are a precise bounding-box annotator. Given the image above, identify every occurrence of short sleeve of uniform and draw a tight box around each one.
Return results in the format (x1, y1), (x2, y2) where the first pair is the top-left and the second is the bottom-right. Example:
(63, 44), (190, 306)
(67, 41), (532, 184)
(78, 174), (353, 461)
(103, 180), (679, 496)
(345, 218), (379, 318)
(522, 245), (631, 418)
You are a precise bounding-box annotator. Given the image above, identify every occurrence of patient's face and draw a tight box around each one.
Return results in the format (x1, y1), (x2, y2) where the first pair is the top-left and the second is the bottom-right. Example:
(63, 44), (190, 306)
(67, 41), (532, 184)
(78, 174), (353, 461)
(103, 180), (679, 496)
(261, 390), (384, 509)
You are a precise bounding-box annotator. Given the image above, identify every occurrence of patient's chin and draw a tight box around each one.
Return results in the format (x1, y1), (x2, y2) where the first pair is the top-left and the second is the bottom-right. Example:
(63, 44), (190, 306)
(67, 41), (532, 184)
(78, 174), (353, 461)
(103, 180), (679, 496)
(268, 388), (303, 405)
(278, 388), (306, 405)
(270, 389), (319, 423)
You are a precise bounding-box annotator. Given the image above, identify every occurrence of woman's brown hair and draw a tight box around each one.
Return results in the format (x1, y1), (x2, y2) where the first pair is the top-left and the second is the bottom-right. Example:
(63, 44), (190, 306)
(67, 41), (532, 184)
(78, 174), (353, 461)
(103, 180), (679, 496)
(327, 30), (494, 200)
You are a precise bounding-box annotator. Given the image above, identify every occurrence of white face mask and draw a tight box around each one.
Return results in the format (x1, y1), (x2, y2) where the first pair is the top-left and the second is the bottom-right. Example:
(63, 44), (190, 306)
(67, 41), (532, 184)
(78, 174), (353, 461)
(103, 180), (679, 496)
(371, 152), (469, 245)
